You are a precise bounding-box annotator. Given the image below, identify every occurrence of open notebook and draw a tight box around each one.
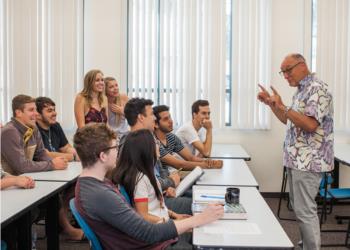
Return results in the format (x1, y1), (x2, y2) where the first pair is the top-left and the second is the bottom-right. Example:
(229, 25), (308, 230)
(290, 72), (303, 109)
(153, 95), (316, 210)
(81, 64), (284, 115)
(175, 166), (204, 197)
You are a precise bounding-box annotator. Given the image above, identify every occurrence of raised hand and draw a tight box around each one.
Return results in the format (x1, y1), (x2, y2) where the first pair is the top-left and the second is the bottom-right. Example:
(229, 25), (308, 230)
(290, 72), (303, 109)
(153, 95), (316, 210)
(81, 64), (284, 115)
(269, 86), (284, 109)
(257, 84), (271, 105)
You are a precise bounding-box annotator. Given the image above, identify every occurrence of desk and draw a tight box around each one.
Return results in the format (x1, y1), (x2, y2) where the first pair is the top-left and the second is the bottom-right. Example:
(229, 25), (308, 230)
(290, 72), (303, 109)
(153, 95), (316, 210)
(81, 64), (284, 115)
(192, 186), (293, 249)
(211, 144), (250, 160)
(333, 144), (350, 188)
(22, 162), (82, 183)
(196, 159), (258, 188)
(1, 181), (66, 250)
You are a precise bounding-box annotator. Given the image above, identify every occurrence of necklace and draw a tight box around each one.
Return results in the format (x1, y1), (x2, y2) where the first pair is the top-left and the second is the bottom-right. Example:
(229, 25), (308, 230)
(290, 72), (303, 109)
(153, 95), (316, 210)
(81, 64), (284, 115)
(41, 127), (56, 152)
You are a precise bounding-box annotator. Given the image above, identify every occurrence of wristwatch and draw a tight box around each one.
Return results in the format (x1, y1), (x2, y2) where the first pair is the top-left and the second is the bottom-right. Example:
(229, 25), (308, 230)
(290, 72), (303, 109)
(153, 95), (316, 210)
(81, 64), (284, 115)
(284, 105), (291, 117)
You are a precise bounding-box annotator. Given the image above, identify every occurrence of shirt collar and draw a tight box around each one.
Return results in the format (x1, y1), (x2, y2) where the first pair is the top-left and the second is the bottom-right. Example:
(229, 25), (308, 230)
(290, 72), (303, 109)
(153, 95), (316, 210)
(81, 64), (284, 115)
(298, 73), (315, 90)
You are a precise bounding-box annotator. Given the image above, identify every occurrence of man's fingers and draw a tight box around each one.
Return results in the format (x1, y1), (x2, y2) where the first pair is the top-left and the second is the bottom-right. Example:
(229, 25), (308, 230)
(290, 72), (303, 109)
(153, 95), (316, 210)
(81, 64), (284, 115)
(270, 86), (279, 95)
(258, 84), (268, 93)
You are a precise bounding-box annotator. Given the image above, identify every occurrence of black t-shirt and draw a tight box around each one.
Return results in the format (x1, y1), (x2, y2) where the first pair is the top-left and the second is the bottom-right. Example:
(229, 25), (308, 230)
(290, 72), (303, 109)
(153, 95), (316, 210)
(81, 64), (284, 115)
(36, 122), (68, 152)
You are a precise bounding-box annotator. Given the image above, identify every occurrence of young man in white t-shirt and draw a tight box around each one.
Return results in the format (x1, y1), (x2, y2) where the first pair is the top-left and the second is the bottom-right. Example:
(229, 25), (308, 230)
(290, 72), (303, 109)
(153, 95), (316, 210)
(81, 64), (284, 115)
(176, 100), (212, 157)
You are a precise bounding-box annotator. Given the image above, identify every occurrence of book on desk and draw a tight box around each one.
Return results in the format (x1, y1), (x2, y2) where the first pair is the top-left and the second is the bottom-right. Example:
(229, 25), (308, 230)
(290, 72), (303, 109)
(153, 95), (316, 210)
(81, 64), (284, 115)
(192, 190), (248, 220)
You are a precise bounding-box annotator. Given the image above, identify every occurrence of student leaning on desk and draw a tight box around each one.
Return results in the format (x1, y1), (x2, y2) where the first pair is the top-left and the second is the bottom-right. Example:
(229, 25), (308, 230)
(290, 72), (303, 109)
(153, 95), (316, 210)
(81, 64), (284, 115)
(1, 95), (84, 242)
(74, 123), (224, 250)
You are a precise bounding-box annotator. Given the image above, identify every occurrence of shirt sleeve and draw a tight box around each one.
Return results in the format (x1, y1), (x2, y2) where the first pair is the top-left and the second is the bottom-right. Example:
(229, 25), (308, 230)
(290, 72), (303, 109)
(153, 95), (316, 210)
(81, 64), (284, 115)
(134, 174), (150, 203)
(304, 86), (332, 124)
(1, 127), (53, 174)
(56, 123), (69, 148)
(179, 124), (200, 145)
(173, 134), (185, 153)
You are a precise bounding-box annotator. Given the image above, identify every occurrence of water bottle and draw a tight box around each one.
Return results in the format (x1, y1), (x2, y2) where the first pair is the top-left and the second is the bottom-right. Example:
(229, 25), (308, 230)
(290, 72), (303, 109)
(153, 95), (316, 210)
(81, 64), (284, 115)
(31, 228), (37, 250)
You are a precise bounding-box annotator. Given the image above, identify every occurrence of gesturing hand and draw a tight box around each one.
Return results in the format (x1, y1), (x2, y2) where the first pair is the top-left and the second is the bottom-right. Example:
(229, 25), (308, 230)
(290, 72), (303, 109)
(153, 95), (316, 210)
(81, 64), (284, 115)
(268, 86), (284, 110)
(257, 84), (271, 105)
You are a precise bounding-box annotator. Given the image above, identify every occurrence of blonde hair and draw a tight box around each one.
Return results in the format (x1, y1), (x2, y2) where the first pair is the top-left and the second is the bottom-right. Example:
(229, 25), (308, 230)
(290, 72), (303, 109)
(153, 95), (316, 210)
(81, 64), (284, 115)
(105, 76), (122, 126)
(81, 69), (106, 107)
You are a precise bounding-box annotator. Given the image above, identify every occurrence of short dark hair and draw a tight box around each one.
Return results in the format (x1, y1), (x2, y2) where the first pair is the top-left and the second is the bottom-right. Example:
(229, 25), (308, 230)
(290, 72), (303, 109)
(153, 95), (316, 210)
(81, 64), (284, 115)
(35, 97), (56, 114)
(124, 98), (154, 126)
(153, 105), (169, 124)
(192, 100), (209, 116)
(73, 123), (117, 168)
(12, 94), (36, 117)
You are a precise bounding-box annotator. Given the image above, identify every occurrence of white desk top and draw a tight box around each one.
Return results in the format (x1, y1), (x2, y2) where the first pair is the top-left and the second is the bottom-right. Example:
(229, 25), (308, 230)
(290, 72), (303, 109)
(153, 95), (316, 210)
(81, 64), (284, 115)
(21, 162), (82, 182)
(211, 144), (250, 160)
(335, 143), (350, 166)
(1, 181), (66, 225)
(196, 159), (258, 187)
(192, 186), (293, 249)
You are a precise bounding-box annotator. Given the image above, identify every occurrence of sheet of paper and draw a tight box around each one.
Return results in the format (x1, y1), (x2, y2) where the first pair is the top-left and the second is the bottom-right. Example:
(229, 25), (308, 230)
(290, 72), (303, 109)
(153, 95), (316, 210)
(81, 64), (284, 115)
(202, 221), (261, 235)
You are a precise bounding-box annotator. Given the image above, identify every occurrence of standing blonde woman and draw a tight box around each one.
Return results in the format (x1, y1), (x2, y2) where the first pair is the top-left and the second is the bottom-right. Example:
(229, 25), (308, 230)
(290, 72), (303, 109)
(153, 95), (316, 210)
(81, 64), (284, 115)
(74, 69), (108, 128)
(105, 77), (129, 137)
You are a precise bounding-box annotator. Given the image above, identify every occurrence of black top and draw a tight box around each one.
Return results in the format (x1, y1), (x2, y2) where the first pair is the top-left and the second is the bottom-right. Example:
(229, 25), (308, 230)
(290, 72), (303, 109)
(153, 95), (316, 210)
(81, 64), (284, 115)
(36, 122), (68, 152)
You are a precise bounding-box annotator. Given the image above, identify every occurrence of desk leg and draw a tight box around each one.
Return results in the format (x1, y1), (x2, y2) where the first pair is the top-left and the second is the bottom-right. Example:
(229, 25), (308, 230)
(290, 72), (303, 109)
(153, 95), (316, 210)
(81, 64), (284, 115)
(17, 212), (32, 250)
(333, 160), (339, 188)
(46, 194), (59, 250)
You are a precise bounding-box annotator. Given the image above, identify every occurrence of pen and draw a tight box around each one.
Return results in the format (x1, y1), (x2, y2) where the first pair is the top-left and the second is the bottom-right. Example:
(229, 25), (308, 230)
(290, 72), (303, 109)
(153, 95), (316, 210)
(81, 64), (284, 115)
(200, 195), (225, 199)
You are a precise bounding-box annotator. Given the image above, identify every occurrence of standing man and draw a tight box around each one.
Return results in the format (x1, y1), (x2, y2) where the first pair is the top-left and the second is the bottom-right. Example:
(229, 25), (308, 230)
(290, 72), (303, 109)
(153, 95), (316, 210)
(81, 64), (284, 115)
(257, 53), (334, 250)
(36, 97), (79, 162)
(176, 100), (212, 157)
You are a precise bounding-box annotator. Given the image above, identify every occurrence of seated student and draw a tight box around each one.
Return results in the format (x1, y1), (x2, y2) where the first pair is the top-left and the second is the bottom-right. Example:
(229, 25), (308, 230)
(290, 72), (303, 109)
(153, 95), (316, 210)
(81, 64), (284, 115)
(123, 98), (192, 214)
(1, 95), (83, 241)
(1, 95), (67, 175)
(176, 100), (212, 157)
(153, 105), (222, 172)
(112, 129), (189, 223)
(36, 97), (79, 162)
(73, 123), (224, 250)
(1, 166), (35, 190)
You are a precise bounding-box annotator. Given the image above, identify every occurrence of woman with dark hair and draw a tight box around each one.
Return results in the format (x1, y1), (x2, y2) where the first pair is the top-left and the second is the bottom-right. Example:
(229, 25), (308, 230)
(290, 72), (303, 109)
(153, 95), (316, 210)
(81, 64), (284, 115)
(113, 129), (188, 223)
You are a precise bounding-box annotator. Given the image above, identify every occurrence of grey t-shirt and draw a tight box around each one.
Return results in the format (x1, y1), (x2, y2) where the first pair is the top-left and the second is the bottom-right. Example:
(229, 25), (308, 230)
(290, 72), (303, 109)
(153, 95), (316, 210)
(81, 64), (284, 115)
(77, 176), (178, 244)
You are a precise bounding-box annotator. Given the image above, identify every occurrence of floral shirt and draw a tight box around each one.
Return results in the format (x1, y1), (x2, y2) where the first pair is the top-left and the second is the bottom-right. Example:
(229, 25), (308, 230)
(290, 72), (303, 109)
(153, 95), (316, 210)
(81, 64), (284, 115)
(283, 73), (334, 172)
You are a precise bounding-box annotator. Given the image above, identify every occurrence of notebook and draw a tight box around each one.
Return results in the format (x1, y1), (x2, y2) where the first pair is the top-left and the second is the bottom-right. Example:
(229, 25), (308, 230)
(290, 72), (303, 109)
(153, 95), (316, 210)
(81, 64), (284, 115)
(175, 166), (204, 197)
(192, 203), (248, 220)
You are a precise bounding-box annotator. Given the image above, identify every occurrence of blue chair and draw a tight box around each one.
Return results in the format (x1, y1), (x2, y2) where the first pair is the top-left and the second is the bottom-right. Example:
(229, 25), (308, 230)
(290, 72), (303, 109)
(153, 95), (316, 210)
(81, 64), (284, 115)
(69, 199), (103, 250)
(119, 185), (131, 205)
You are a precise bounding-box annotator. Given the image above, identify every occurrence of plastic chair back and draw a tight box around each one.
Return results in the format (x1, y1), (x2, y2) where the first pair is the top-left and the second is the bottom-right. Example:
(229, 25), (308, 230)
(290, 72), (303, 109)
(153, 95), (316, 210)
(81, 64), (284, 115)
(69, 199), (103, 250)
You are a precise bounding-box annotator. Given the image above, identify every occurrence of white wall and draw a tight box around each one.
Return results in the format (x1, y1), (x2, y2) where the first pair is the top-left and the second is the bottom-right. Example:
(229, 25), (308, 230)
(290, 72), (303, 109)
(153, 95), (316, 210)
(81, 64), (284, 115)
(84, 0), (350, 192)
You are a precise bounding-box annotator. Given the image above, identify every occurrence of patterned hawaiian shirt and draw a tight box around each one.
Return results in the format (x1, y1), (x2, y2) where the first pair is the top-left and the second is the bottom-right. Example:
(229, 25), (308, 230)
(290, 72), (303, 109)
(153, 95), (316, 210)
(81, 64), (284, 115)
(283, 73), (334, 172)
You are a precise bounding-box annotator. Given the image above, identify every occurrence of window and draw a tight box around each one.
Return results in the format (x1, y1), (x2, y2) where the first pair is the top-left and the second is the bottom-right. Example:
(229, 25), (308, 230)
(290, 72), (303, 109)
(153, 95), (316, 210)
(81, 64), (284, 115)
(127, 0), (271, 129)
(311, 0), (350, 131)
(0, 0), (83, 129)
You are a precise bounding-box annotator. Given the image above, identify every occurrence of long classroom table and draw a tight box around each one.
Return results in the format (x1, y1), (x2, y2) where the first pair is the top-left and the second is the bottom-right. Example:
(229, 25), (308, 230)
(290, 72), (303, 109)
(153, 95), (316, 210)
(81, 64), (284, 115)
(192, 185), (293, 249)
(211, 144), (251, 160)
(196, 159), (259, 188)
(1, 181), (67, 250)
(333, 143), (350, 188)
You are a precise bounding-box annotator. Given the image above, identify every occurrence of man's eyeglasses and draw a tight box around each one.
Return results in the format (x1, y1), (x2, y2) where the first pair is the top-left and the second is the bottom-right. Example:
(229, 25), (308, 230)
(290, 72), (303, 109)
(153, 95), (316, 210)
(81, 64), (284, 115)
(279, 62), (303, 76)
(96, 145), (118, 156)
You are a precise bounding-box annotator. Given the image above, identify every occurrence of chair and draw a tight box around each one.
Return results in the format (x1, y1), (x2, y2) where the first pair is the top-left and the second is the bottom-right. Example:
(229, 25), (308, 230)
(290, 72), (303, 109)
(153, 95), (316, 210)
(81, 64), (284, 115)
(319, 172), (350, 225)
(69, 199), (103, 250)
(119, 185), (131, 205)
(277, 166), (296, 221)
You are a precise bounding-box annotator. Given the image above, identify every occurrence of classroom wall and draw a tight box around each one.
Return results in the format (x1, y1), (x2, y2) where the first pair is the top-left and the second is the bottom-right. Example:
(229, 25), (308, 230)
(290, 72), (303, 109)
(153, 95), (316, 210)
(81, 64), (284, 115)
(84, 0), (350, 192)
